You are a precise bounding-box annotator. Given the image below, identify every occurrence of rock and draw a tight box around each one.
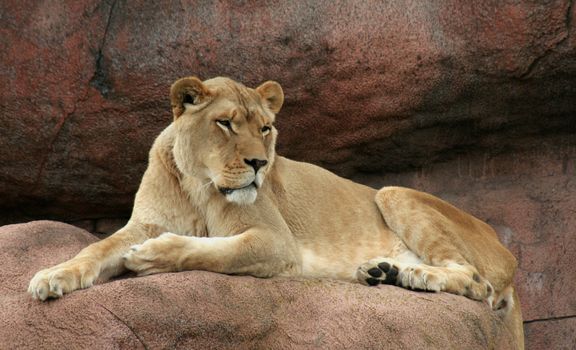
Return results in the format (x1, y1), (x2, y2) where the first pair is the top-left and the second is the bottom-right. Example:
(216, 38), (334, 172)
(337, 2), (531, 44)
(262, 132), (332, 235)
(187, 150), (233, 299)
(524, 318), (576, 350)
(0, 1), (574, 222)
(0, 221), (520, 349)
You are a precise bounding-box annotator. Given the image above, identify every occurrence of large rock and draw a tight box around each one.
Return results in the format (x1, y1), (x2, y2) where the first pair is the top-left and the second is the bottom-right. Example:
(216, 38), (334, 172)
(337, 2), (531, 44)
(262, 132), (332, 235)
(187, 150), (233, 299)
(0, 221), (519, 349)
(0, 1), (574, 221)
(524, 317), (576, 350)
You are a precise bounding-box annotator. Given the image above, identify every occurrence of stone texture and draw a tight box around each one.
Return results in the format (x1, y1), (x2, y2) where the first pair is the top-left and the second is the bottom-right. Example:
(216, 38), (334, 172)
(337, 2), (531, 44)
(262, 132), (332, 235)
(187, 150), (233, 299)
(0, 221), (519, 349)
(1, 1), (575, 348)
(524, 318), (576, 350)
(68, 219), (96, 233)
(0, 1), (574, 221)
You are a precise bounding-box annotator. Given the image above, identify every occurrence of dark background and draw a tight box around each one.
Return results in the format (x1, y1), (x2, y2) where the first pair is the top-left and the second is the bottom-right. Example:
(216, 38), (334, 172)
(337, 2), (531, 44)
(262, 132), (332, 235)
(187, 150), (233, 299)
(1, 1), (575, 347)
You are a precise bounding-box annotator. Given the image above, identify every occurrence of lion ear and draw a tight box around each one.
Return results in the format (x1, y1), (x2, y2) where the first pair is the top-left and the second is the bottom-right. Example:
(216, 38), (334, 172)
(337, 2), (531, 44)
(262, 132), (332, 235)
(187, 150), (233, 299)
(170, 76), (212, 119)
(256, 81), (284, 114)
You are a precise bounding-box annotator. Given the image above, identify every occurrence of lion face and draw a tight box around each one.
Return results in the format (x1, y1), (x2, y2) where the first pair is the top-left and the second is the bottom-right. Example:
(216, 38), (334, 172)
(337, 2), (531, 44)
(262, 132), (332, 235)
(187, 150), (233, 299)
(169, 76), (284, 205)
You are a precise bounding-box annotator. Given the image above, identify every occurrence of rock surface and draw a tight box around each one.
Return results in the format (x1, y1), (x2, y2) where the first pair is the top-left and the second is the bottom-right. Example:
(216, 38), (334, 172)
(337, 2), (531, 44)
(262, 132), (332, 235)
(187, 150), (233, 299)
(0, 221), (519, 349)
(524, 317), (576, 350)
(1, 1), (575, 348)
(0, 1), (574, 221)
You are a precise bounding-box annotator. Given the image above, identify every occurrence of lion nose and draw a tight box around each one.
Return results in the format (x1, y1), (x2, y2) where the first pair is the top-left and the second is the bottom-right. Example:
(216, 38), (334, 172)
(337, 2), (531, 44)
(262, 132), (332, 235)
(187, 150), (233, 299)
(244, 158), (268, 173)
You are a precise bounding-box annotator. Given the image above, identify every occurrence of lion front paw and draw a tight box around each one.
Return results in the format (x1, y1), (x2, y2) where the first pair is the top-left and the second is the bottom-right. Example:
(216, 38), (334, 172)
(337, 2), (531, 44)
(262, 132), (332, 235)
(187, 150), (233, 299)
(123, 232), (185, 276)
(28, 258), (100, 301)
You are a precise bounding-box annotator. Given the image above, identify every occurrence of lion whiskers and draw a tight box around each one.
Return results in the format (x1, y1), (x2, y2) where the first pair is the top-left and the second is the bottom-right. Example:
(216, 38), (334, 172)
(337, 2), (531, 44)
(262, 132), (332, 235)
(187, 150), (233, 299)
(200, 179), (215, 191)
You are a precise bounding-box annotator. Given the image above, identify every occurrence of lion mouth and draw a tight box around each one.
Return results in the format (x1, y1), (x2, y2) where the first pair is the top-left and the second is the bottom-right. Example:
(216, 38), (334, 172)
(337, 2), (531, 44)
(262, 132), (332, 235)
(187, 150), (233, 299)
(218, 182), (257, 195)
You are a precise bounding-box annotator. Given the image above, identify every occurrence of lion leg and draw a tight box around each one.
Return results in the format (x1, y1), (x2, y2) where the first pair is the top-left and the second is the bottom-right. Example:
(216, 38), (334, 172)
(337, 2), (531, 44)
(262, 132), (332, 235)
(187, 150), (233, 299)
(28, 223), (160, 301)
(356, 254), (492, 301)
(358, 186), (514, 304)
(123, 229), (299, 278)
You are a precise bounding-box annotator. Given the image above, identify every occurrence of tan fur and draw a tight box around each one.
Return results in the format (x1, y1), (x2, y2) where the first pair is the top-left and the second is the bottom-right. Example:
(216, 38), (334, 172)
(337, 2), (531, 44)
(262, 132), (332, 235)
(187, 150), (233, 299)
(28, 76), (523, 348)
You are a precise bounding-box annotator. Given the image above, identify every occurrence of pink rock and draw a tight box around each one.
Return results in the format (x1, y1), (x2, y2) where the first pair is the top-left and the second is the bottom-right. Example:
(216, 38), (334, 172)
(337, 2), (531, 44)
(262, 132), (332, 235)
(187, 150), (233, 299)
(0, 1), (574, 221)
(524, 318), (576, 350)
(0, 221), (520, 349)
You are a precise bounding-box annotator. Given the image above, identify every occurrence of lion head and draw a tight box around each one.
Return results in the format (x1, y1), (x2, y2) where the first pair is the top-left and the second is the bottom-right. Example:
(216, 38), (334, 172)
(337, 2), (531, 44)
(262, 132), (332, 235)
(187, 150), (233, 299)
(169, 76), (284, 205)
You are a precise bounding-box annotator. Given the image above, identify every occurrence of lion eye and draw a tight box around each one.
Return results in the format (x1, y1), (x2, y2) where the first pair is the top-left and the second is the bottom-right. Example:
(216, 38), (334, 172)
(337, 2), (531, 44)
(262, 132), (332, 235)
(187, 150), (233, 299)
(261, 126), (271, 135)
(216, 120), (232, 129)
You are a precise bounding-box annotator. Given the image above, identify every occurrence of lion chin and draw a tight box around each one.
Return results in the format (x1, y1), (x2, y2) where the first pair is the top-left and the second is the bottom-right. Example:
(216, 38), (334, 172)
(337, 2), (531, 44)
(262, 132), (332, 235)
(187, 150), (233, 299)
(219, 183), (258, 205)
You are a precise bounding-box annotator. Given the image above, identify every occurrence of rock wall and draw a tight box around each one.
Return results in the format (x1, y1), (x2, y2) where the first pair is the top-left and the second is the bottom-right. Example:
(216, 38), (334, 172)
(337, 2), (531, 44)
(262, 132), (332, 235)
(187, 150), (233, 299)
(1, 1), (575, 348)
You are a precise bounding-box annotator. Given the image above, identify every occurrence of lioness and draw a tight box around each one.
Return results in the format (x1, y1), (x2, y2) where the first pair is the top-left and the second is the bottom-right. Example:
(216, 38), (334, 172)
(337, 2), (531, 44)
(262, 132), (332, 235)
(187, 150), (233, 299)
(29, 76), (523, 347)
